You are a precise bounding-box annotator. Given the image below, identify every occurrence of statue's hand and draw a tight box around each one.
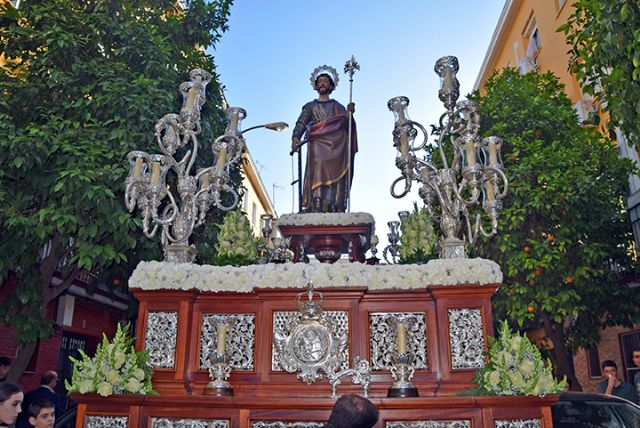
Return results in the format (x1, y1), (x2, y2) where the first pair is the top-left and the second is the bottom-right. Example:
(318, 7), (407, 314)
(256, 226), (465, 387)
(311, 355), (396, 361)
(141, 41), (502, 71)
(347, 102), (355, 114)
(291, 137), (301, 154)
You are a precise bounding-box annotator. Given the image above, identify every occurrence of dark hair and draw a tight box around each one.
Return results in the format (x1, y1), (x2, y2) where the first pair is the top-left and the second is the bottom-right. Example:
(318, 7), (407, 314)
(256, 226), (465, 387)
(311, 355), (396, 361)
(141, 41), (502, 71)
(28, 398), (55, 418)
(0, 382), (22, 403)
(315, 73), (335, 91)
(40, 371), (57, 386)
(0, 356), (10, 367)
(601, 359), (617, 370)
(327, 394), (378, 428)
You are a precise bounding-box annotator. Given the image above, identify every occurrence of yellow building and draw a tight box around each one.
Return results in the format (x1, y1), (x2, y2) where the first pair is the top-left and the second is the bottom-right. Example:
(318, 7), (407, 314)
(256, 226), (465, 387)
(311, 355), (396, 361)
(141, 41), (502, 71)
(241, 149), (277, 238)
(475, 0), (640, 393)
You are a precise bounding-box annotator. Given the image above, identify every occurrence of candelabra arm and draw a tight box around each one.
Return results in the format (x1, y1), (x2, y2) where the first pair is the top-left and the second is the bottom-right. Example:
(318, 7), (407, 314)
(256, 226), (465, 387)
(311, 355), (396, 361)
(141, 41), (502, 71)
(436, 118), (452, 170)
(404, 120), (429, 151)
(215, 184), (240, 212)
(390, 176), (413, 198)
(151, 190), (179, 226)
(142, 212), (159, 238)
(492, 167), (509, 198)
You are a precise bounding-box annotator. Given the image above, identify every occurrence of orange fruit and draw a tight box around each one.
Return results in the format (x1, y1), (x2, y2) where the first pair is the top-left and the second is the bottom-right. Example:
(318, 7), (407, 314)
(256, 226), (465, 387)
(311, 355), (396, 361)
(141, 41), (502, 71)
(566, 277), (574, 284)
(523, 246), (530, 253)
(529, 279), (536, 286)
(535, 266), (542, 276)
(527, 305), (535, 313)
(547, 234), (555, 242)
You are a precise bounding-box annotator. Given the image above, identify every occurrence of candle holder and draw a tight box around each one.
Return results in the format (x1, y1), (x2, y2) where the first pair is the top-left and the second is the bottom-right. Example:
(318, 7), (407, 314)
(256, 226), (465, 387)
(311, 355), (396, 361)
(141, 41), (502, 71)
(385, 316), (419, 397)
(257, 214), (292, 263)
(203, 318), (237, 396)
(203, 352), (233, 396)
(387, 56), (508, 259)
(383, 220), (401, 264)
(124, 69), (287, 263)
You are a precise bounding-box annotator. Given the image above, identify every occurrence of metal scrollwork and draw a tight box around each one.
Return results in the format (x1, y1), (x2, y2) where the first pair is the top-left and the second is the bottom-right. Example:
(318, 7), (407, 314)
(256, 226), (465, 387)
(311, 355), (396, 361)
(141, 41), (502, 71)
(86, 416), (128, 428)
(200, 313), (255, 370)
(387, 422), (470, 428)
(146, 311), (178, 369)
(494, 419), (541, 428)
(252, 423), (323, 428)
(369, 312), (428, 371)
(152, 418), (229, 428)
(272, 283), (348, 384)
(328, 356), (372, 398)
(448, 308), (485, 369)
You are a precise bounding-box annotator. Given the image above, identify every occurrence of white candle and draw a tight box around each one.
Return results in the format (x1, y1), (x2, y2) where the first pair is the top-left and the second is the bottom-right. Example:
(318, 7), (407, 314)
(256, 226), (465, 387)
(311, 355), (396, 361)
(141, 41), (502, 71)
(489, 141), (498, 165)
(486, 182), (495, 202)
(216, 147), (228, 170)
(216, 324), (228, 355)
(151, 162), (161, 185)
(396, 323), (407, 355)
(465, 140), (476, 166)
(201, 173), (210, 188)
(133, 157), (144, 178)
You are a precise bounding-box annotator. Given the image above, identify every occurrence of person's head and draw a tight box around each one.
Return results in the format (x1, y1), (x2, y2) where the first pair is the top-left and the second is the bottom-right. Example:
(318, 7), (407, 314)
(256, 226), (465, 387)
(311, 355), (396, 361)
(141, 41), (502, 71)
(632, 348), (640, 368)
(0, 382), (23, 426)
(601, 359), (619, 379)
(40, 371), (57, 389)
(314, 73), (335, 95)
(0, 357), (10, 381)
(27, 399), (55, 428)
(327, 394), (378, 428)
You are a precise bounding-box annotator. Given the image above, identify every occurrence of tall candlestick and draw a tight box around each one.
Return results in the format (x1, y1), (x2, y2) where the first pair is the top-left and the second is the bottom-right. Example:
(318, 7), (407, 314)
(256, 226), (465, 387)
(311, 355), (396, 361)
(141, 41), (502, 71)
(396, 322), (407, 355)
(216, 323), (228, 355)
(133, 157), (144, 178)
(151, 161), (161, 185)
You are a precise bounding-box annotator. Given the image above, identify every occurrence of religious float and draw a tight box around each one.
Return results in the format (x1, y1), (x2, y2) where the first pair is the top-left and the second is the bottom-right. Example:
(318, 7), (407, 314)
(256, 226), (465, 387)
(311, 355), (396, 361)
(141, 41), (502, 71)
(72, 57), (558, 428)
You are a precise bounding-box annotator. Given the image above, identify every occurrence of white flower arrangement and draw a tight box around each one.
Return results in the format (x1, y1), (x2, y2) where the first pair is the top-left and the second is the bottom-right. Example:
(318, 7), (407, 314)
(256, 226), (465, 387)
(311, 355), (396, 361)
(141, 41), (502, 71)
(467, 321), (565, 396)
(66, 324), (154, 397)
(277, 212), (375, 227)
(129, 258), (502, 292)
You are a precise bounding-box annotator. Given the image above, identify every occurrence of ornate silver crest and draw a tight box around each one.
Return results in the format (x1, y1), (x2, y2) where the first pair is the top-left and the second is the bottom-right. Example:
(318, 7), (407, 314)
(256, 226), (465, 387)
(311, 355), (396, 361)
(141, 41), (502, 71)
(273, 282), (348, 384)
(309, 65), (340, 89)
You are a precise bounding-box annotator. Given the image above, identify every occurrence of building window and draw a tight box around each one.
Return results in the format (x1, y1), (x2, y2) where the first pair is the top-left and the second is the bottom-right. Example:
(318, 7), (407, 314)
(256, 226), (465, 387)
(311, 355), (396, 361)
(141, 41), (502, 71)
(586, 345), (602, 378)
(518, 16), (541, 74)
(620, 330), (640, 383)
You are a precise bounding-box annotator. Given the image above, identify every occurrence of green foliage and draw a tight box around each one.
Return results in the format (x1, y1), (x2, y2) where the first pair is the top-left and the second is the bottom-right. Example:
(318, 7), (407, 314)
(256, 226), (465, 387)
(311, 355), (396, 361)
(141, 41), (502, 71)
(66, 324), (154, 396)
(213, 209), (259, 266)
(473, 68), (639, 352)
(562, 1), (640, 146)
(0, 0), (232, 346)
(466, 321), (565, 396)
(399, 203), (437, 264)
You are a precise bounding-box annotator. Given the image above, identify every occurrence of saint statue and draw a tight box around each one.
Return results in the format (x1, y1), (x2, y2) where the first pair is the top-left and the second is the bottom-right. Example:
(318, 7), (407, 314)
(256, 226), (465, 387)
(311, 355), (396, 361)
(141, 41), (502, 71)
(291, 65), (357, 213)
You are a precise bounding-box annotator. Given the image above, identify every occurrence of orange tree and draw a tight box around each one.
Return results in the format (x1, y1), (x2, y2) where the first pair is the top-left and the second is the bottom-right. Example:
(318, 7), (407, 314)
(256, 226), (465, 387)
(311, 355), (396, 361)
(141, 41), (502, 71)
(472, 68), (640, 390)
(0, 0), (232, 380)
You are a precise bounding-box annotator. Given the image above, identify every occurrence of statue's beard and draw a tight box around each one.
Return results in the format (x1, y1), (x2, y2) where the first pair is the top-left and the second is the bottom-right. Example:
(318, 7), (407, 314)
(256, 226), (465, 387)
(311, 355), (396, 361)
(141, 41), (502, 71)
(316, 86), (333, 95)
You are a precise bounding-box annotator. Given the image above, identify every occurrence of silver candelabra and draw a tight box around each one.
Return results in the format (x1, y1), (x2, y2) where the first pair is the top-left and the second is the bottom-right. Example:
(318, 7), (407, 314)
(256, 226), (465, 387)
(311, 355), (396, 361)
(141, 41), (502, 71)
(124, 69), (287, 263)
(388, 56), (508, 258)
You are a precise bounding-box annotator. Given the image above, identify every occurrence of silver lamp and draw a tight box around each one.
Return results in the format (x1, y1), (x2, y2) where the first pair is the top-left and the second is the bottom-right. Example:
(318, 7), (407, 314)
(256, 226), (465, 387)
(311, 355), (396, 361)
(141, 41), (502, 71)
(388, 56), (508, 258)
(124, 69), (287, 263)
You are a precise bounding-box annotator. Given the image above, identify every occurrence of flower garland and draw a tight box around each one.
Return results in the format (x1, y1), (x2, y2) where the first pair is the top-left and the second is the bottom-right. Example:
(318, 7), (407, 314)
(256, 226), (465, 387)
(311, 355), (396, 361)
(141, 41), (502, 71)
(130, 258), (502, 292)
(466, 321), (565, 396)
(277, 212), (375, 227)
(66, 324), (154, 396)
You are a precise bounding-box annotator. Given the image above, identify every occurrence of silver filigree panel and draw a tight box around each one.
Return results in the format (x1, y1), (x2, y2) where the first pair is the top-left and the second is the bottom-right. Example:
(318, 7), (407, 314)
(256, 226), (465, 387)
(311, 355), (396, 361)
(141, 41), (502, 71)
(387, 421), (471, 428)
(146, 311), (178, 369)
(448, 308), (485, 369)
(200, 313), (255, 370)
(252, 422), (323, 428)
(86, 416), (128, 428)
(494, 419), (541, 428)
(272, 311), (349, 371)
(152, 418), (229, 428)
(369, 312), (427, 371)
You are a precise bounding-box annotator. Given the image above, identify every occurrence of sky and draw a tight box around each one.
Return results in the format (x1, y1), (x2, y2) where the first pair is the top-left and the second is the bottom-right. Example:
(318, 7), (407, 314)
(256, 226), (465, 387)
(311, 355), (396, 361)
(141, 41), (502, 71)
(212, 1), (505, 248)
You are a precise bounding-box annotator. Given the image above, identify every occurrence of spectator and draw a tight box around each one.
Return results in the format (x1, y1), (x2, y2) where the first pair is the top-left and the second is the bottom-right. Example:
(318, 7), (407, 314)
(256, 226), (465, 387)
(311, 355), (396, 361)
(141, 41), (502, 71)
(597, 359), (639, 404)
(324, 394), (378, 428)
(0, 382), (23, 428)
(0, 358), (11, 383)
(26, 399), (54, 428)
(632, 348), (640, 394)
(16, 372), (62, 428)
